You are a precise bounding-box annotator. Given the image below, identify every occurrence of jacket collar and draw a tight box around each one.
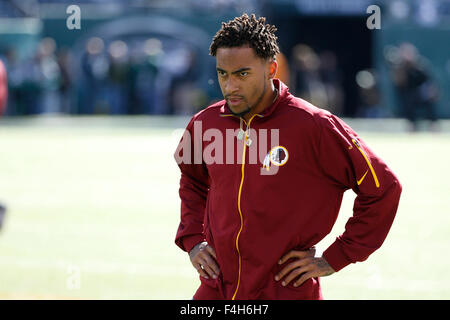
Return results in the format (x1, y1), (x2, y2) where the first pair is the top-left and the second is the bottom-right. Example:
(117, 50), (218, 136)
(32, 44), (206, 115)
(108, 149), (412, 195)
(219, 79), (289, 118)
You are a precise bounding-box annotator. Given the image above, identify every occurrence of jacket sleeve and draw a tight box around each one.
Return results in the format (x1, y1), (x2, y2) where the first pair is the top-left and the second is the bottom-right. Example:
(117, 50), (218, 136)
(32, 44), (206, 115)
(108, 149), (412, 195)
(174, 116), (210, 253)
(317, 114), (402, 272)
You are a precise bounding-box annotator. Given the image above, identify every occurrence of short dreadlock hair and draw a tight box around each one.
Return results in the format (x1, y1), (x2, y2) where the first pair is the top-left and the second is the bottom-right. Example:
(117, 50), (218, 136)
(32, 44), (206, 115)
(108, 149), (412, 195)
(209, 13), (280, 60)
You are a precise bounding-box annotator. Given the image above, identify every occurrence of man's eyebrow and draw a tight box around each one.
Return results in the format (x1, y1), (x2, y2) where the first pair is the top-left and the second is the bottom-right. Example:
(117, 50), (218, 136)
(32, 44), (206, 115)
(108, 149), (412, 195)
(216, 67), (252, 74)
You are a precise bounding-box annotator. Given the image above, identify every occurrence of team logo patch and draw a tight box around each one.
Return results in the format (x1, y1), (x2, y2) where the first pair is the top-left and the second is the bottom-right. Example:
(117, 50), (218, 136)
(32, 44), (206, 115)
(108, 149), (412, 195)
(262, 146), (289, 170)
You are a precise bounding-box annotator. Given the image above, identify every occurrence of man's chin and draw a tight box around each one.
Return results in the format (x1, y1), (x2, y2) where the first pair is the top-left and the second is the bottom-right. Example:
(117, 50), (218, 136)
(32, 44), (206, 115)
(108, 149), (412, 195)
(228, 104), (251, 117)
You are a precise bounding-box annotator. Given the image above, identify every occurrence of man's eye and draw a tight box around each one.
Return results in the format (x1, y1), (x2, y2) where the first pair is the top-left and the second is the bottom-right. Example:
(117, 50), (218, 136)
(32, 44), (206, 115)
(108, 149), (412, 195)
(240, 72), (248, 77)
(218, 71), (226, 77)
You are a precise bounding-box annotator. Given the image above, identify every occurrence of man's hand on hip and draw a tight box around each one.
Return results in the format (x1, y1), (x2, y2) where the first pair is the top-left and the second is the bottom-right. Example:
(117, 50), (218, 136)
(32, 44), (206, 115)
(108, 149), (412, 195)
(189, 241), (220, 280)
(275, 247), (335, 287)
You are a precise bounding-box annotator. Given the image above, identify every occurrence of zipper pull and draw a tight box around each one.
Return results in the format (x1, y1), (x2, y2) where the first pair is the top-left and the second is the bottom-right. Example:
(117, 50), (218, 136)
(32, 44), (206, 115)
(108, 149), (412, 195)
(237, 118), (245, 140)
(237, 129), (245, 140)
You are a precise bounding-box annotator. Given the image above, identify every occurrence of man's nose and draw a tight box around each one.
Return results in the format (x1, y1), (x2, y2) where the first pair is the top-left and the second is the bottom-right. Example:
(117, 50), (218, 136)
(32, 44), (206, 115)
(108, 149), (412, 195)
(224, 77), (239, 95)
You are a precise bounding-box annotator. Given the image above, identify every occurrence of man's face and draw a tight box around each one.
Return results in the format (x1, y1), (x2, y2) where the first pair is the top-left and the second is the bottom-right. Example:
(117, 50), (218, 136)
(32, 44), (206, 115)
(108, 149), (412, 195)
(216, 46), (271, 116)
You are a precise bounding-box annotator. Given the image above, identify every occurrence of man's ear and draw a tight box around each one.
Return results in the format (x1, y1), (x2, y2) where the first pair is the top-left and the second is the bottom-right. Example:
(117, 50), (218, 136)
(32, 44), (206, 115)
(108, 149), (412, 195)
(269, 59), (278, 79)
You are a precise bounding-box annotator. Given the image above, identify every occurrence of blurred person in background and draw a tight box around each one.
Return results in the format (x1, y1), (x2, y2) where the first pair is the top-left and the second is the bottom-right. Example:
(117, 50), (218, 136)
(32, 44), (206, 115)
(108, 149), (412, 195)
(385, 42), (440, 131)
(319, 50), (344, 116)
(106, 40), (129, 115)
(162, 45), (198, 115)
(290, 44), (329, 112)
(355, 69), (387, 118)
(3, 46), (42, 115)
(79, 37), (109, 114)
(170, 48), (210, 115)
(0, 59), (7, 230)
(36, 37), (62, 114)
(128, 38), (160, 114)
(1, 48), (18, 115)
(2, 41), (63, 115)
(56, 48), (74, 114)
(170, 48), (198, 115)
(274, 52), (290, 86)
(291, 45), (345, 116)
(0, 203), (6, 232)
(0, 57), (7, 116)
(24, 49), (45, 114)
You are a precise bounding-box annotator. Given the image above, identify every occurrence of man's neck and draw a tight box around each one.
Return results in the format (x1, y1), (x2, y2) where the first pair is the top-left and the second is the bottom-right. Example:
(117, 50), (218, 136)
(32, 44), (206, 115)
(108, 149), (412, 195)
(242, 82), (277, 123)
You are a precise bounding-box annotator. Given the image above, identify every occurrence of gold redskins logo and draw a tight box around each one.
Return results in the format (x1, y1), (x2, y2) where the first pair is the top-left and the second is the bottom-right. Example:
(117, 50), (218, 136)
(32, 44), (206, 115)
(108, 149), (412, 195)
(262, 146), (289, 170)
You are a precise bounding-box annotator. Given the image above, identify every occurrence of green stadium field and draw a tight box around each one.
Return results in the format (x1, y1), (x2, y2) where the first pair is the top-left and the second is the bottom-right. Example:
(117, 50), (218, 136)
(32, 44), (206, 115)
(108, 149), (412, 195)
(0, 116), (449, 299)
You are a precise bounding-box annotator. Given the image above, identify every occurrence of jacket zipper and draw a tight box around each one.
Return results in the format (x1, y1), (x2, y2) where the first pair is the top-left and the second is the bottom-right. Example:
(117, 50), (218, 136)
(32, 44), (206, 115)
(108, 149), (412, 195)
(231, 114), (259, 300)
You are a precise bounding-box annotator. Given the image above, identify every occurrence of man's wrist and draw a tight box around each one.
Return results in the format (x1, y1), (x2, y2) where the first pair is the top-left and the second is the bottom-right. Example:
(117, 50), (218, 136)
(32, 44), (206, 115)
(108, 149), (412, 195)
(183, 235), (206, 253)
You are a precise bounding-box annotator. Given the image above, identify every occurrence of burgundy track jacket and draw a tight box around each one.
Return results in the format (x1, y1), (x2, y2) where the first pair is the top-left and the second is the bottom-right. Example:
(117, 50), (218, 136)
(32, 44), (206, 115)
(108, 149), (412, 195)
(174, 79), (402, 300)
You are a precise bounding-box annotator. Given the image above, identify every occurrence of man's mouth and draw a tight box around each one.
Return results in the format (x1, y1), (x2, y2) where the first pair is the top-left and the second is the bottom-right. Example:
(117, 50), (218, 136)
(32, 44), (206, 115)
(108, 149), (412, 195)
(227, 96), (244, 106)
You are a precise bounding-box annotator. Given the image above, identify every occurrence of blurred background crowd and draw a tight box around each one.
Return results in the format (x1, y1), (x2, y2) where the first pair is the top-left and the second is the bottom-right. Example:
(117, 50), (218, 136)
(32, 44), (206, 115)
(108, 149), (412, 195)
(0, 0), (449, 129)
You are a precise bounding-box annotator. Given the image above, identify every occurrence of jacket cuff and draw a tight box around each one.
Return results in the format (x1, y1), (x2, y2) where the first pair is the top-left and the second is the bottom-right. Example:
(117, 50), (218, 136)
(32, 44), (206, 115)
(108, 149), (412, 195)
(182, 234), (206, 253)
(323, 240), (353, 272)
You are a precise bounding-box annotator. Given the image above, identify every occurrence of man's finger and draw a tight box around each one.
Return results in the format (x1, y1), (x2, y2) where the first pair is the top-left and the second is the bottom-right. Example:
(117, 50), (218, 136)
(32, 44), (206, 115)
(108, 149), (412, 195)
(201, 262), (218, 279)
(293, 271), (317, 287)
(197, 249), (220, 274)
(278, 250), (300, 265)
(189, 242), (206, 263)
(190, 243), (222, 279)
(199, 256), (220, 278)
(278, 250), (310, 265)
(195, 263), (209, 279)
(282, 264), (314, 286)
(205, 245), (217, 260)
(275, 257), (312, 281)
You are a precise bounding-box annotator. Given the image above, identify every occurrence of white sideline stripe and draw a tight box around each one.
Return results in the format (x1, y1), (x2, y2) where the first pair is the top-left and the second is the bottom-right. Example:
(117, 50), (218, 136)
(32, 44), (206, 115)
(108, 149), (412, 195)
(0, 258), (193, 277)
(0, 258), (443, 293)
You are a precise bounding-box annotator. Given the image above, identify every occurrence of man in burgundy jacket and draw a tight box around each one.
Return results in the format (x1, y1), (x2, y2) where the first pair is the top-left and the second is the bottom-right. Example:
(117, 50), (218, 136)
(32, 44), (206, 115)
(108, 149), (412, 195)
(0, 59), (7, 230)
(174, 14), (402, 300)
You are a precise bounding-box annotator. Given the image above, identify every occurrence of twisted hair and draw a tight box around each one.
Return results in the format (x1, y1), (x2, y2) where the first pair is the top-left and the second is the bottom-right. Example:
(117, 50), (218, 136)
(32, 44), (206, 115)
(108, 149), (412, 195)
(209, 13), (280, 60)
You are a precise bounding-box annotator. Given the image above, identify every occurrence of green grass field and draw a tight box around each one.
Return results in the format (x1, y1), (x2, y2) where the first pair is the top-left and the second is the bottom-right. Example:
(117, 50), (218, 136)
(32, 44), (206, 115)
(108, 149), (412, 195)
(0, 116), (449, 299)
